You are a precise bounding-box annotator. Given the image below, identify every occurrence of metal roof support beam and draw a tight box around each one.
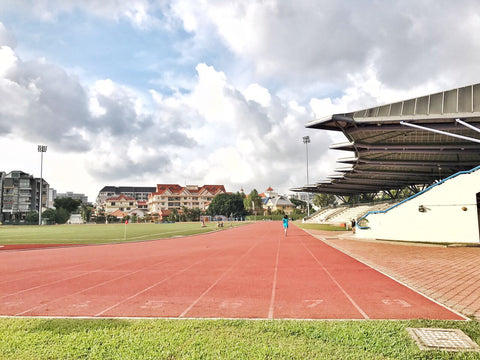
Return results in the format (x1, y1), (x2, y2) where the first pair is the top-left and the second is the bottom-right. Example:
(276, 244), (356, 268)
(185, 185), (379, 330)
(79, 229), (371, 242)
(353, 143), (480, 150)
(356, 158), (477, 167)
(456, 118), (480, 134)
(358, 148), (478, 154)
(347, 122), (473, 133)
(347, 169), (441, 177)
(399, 121), (480, 144)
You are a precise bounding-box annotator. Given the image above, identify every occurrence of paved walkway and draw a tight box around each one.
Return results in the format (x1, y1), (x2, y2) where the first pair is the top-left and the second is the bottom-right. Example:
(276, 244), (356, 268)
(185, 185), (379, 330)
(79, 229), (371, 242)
(303, 228), (480, 320)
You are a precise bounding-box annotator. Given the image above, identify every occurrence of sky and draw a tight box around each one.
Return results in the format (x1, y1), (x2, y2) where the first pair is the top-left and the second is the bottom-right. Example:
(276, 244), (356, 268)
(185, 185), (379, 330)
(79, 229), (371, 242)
(2, 0), (480, 203)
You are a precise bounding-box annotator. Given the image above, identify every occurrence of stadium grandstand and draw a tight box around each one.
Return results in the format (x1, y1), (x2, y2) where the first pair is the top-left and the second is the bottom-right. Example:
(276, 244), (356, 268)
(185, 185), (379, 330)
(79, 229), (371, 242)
(294, 83), (480, 243)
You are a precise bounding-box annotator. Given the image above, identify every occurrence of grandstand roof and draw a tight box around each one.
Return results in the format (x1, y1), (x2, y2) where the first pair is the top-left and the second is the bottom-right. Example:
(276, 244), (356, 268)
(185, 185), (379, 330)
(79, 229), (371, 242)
(293, 83), (480, 195)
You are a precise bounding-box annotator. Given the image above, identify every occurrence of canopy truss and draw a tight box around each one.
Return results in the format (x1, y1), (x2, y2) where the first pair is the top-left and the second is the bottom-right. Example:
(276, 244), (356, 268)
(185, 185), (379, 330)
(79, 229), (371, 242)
(292, 83), (480, 196)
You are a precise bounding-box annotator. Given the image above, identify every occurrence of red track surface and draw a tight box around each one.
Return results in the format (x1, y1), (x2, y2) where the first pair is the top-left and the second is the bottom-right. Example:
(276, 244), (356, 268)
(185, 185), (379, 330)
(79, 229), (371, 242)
(0, 222), (464, 320)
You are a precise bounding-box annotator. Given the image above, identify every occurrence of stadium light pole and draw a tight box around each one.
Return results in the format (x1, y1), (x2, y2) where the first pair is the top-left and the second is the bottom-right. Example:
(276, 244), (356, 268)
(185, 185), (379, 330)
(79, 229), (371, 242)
(38, 145), (47, 225)
(302, 136), (310, 217)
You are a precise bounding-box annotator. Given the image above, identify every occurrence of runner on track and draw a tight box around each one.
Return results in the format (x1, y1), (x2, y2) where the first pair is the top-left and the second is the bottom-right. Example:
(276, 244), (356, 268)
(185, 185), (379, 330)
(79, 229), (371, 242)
(282, 215), (289, 236)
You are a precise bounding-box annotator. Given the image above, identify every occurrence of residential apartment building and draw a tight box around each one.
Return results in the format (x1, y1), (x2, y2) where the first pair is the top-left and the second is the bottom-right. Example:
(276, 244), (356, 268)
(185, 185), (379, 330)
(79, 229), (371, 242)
(56, 191), (88, 204)
(0, 172), (4, 222)
(48, 188), (56, 208)
(0, 170), (49, 223)
(148, 184), (226, 213)
(96, 186), (155, 205)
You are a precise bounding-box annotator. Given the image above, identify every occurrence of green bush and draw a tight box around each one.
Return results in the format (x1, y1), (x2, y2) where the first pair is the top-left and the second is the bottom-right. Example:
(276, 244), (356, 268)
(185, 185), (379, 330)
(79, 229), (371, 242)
(25, 211), (39, 224)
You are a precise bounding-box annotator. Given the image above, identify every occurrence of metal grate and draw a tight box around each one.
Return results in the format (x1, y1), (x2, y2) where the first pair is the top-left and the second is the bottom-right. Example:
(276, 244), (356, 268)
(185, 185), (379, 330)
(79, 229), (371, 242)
(407, 328), (480, 352)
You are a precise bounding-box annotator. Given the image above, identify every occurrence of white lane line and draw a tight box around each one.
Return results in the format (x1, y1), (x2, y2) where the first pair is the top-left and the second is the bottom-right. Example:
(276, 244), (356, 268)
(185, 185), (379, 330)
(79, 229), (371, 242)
(301, 240), (369, 319)
(0, 255), (144, 300)
(268, 234), (282, 319)
(179, 241), (260, 318)
(317, 235), (468, 321)
(0, 261), (100, 287)
(14, 257), (176, 316)
(95, 249), (226, 317)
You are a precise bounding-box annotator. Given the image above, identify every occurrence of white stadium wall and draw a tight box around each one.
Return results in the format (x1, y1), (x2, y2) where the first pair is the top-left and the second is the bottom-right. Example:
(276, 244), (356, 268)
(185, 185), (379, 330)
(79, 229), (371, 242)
(356, 166), (480, 244)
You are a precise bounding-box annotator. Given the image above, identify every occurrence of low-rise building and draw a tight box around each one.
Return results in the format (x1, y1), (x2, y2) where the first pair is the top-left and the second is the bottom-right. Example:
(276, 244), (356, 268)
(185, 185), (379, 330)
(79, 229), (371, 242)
(104, 194), (137, 214)
(260, 187), (295, 215)
(148, 184), (226, 213)
(56, 191), (88, 204)
(96, 186), (155, 205)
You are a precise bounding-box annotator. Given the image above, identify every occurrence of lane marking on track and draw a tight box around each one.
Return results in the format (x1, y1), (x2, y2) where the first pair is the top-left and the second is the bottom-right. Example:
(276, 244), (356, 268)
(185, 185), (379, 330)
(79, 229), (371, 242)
(95, 248), (227, 317)
(220, 301), (243, 310)
(268, 233), (282, 319)
(140, 300), (167, 309)
(0, 249), (159, 300)
(303, 299), (324, 308)
(179, 240), (260, 318)
(300, 239), (370, 319)
(382, 299), (412, 307)
(312, 234), (468, 321)
(14, 256), (178, 316)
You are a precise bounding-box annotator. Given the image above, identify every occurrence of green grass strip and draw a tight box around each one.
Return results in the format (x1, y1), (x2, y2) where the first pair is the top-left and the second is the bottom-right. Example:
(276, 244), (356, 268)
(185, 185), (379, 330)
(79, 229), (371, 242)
(0, 222), (248, 245)
(1, 318), (479, 359)
(295, 222), (347, 231)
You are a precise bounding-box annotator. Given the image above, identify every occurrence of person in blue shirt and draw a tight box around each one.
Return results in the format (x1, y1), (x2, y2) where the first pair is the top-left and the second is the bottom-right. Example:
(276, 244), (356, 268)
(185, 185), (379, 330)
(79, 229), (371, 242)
(282, 215), (289, 236)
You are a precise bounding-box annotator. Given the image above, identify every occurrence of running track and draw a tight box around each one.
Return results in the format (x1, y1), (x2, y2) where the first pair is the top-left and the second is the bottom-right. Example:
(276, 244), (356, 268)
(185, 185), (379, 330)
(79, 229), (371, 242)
(0, 222), (464, 320)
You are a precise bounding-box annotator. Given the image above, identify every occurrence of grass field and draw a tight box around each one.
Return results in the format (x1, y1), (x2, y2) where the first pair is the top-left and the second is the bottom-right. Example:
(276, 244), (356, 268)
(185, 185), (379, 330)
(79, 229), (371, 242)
(0, 221), (246, 245)
(295, 222), (347, 231)
(1, 318), (480, 359)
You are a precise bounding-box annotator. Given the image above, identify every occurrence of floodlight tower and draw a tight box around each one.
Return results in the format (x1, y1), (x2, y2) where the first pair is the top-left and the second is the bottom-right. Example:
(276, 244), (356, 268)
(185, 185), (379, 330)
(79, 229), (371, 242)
(302, 136), (310, 217)
(38, 145), (47, 225)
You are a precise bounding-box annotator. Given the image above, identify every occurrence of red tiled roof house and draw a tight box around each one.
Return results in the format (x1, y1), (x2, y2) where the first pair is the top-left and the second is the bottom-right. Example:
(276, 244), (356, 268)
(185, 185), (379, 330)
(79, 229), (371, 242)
(104, 194), (137, 214)
(148, 184), (226, 213)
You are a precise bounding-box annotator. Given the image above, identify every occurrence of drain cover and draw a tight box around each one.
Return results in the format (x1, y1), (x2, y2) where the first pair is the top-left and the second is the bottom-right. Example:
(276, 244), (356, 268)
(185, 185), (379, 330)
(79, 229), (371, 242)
(407, 328), (480, 352)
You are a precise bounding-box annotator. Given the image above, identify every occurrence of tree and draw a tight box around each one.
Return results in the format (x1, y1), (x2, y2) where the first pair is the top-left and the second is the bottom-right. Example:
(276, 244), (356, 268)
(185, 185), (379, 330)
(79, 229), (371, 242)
(313, 193), (337, 208)
(94, 207), (106, 224)
(54, 197), (81, 214)
(42, 208), (56, 223)
(168, 209), (179, 222)
(106, 214), (118, 223)
(80, 204), (93, 223)
(130, 213), (138, 223)
(25, 211), (39, 224)
(290, 197), (307, 211)
(182, 207), (202, 222)
(55, 207), (70, 224)
(208, 192), (246, 218)
(244, 189), (263, 212)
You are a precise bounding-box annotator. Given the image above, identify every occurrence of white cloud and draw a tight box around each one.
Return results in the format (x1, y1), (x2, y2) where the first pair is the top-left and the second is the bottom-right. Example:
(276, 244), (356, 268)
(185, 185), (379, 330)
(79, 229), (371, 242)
(243, 83), (271, 107)
(0, 22), (16, 48)
(0, 46), (17, 78)
(3, 0), (480, 201)
(79, 61), (330, 196)
(309, 66), (453, 120)
(1, 0), (163, 28)
(169, 0), (480, 97)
